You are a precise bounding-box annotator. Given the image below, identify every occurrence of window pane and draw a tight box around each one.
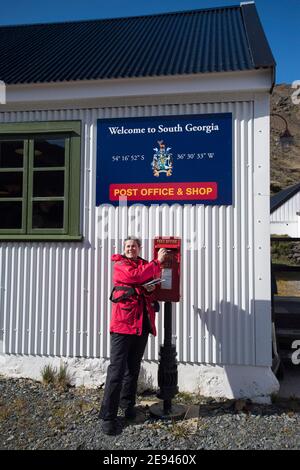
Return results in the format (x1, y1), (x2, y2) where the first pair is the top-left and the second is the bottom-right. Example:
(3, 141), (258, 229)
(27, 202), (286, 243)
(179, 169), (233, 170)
(32, 201), (64, 229)
(0, 141), (24, 168)
(0, 201), (22, 228)
(34, 139), (65, 167)
(0, 172), (23, 198)
(33, 171), (64, 197)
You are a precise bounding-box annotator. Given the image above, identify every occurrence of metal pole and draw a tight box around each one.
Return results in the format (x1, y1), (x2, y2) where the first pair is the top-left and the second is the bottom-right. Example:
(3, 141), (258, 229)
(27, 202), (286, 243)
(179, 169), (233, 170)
(149, 301), (186, 419)
(163, 301), (172, 414)
(164, 301), (172, 346)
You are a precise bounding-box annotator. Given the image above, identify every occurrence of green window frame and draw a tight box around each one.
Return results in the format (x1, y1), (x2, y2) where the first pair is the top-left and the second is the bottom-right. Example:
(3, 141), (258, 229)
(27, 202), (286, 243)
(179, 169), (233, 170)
(0, 121), (82, 241)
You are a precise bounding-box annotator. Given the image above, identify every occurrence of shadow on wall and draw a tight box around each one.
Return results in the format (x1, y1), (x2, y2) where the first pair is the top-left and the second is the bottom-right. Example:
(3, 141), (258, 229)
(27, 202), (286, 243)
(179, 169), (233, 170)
(190, 300), (272, 367)
(0, 333), (3, 355)
(174, 300), (277, 400)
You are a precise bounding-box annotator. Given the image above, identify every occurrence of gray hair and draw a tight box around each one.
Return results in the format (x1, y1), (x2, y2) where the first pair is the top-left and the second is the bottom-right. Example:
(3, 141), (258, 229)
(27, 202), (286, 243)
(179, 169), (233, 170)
(123, 236), (142, 247)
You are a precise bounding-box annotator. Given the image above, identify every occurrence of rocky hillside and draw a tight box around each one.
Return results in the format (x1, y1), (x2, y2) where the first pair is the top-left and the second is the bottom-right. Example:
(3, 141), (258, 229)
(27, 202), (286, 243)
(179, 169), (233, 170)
(271, 84), (300, 194)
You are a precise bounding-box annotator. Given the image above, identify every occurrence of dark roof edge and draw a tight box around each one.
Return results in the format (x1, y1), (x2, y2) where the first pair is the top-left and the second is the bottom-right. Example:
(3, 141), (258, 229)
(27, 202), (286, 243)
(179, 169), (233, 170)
(271, 183), (300, 214)
(240, 2), (276, 89)
(0, 4), (241, 29)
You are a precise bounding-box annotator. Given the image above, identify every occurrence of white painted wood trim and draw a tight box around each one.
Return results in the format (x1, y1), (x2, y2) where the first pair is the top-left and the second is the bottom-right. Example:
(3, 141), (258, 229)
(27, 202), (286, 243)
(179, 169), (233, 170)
(253, 93), (272, 366)
(2, 69), (273, 111)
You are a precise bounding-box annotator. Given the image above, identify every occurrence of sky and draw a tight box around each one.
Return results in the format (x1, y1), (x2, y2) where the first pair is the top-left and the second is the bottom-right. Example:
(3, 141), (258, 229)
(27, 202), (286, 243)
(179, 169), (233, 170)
(0, 0), (299, 84)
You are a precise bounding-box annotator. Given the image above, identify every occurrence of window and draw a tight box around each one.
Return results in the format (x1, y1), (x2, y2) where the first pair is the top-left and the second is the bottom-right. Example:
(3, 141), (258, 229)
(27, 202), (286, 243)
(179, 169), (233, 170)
(0, 121), (81, 240)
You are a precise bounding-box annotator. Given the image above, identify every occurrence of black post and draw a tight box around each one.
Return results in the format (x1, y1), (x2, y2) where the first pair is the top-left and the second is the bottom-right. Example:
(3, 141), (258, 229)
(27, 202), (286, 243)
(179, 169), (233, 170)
(164, 301), (172, 346)
(149, 301), (186, 419)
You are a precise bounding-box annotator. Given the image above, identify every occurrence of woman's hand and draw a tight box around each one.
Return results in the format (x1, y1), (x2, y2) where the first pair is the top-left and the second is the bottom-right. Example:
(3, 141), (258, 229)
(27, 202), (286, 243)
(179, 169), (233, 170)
(157, 248), (168, 264)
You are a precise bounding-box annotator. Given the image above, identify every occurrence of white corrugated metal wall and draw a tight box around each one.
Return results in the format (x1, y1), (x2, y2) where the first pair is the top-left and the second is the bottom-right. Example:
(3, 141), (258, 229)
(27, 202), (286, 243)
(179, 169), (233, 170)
(270, 191), (300, 237)
(271, 191), (300, 223)
(0, 101), (257, 365)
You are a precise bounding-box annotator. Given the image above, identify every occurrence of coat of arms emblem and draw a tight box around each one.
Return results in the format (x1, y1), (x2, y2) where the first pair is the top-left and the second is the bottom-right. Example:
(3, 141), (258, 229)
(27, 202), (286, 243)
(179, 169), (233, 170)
(151, 140), (173, 177)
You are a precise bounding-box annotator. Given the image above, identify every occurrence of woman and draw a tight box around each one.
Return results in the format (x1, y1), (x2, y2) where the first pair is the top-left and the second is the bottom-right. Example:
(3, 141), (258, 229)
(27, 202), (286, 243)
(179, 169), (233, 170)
(99, 236), (168, 435)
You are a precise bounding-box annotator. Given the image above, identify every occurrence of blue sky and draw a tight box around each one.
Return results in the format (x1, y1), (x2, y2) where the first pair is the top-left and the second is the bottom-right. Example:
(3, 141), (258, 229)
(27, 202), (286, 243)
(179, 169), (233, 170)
(0, 0), (299, 84)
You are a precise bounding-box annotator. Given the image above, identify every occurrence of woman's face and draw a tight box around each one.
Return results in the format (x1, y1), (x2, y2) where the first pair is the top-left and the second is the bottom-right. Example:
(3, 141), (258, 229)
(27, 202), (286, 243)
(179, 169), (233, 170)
(124, 240), (140, 259)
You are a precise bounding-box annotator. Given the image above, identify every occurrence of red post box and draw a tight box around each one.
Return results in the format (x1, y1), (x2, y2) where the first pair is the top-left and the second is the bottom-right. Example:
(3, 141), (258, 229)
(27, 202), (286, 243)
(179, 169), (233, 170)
(154, 236), (181, 302)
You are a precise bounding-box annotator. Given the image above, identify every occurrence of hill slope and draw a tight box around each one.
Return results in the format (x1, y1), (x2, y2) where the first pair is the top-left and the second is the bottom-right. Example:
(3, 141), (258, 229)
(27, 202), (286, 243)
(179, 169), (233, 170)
(271, 84), (300, 193)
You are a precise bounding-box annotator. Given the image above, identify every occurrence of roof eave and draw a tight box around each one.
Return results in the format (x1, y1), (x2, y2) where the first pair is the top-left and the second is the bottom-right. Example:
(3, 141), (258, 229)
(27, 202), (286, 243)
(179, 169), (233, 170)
(1, 69), (274, 110)
(241, 2), (276, 92)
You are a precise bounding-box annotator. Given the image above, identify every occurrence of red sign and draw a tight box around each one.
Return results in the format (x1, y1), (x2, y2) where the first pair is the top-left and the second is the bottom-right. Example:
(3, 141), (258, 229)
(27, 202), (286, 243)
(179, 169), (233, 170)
(110, 182), (217, 201)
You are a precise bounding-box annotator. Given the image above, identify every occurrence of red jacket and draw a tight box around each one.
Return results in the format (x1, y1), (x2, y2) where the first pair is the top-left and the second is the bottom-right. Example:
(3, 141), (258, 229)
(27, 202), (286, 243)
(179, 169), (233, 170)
(109, 254), (161, 336)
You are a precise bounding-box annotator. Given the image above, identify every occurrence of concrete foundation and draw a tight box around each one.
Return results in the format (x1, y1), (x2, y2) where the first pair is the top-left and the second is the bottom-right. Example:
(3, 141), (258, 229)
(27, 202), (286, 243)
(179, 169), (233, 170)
(0, 354), (279, 403)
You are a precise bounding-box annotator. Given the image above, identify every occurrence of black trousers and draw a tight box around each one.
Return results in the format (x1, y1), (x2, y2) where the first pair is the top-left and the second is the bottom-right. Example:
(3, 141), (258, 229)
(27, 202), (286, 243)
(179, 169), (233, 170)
(99, 331), (149, 420)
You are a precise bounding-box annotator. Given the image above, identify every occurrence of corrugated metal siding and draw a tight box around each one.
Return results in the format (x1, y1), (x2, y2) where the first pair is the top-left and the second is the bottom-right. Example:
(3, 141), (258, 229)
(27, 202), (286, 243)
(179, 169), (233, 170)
(270, 191), (300, 223)
(0, 101), (256, 365)
(270, 183), (300, 214)
(0, 5), (271, 85)
(270, 222), (298, 237)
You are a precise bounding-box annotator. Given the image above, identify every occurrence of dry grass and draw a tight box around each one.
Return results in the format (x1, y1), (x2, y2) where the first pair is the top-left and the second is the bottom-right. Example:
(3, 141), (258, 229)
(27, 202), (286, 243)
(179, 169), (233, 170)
(276, 280), (300, 297)
(41, 363), (72, 390)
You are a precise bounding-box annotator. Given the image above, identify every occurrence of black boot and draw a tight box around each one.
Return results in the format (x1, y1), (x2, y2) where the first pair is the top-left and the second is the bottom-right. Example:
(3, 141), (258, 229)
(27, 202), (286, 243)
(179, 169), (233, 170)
(101, 419), (119, 436)
(124, 406), (137, 420)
